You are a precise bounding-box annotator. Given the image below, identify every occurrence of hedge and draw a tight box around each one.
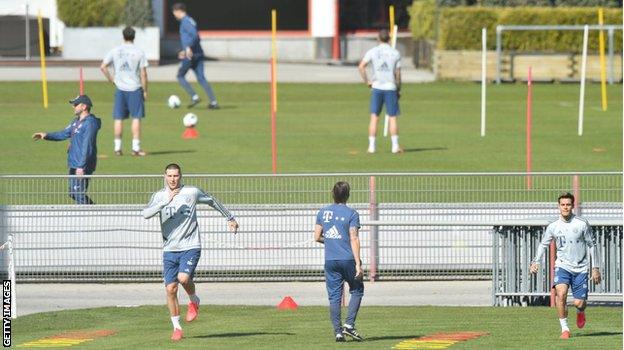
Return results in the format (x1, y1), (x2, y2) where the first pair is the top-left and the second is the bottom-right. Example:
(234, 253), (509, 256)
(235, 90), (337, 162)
(410, 4), (623, 51)
(58, 0), (153, 27)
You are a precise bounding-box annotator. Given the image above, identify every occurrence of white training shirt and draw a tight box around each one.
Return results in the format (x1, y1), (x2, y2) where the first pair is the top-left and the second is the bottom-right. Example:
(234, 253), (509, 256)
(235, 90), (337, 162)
(361, 43), (401, 91)
(532, 215), (599, 274)
(102, 43), (148, 92)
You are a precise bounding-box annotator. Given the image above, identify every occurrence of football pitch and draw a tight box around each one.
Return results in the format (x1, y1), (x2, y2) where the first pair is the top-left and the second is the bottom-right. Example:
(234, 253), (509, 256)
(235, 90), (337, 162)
(12, 305), (623, 349)
(0, 81), (621, 175)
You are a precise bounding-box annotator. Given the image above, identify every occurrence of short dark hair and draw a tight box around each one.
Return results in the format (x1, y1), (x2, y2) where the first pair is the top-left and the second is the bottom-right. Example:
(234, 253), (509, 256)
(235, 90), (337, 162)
(332, 181), (350, 204)
(165, 163), (182, 174)
(122, 26), (135, 41)
(558, 192), (575, 205)
(378, 28), (390, 43)
(172, 3), (186, 12)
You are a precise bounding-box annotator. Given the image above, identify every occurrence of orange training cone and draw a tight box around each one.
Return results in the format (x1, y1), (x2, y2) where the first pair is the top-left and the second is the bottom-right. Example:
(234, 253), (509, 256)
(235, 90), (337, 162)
(182, 126), (199, 139)
(277, 296), (298, 310)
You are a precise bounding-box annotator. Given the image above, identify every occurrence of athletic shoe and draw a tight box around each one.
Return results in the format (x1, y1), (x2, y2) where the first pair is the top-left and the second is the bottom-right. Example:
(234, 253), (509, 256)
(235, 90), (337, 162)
(171, 328), (183, 341)
(132, 150), (147, 157)
(576, 312), (586, 329)
(186, 302), (199, 322)
(367, 147), (375, 154)
(391, 147), (404, 154)
(342, 325), (363, 341)
(560, 330), (570, 339)
(208, 102), (220, 110)
(335, 333), (346, 342)
(114, 150), (122, 156)
(188, 97), (201, 108)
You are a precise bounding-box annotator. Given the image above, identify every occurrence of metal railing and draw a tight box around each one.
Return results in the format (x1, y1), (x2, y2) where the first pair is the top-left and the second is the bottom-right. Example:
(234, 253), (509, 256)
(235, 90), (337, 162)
(495, 25), (623, 84)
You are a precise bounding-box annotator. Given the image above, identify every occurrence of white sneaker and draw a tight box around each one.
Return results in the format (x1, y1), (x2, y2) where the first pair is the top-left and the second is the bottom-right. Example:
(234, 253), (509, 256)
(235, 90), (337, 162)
(391, 147), (404, 154)
(367, 147), (375, 154)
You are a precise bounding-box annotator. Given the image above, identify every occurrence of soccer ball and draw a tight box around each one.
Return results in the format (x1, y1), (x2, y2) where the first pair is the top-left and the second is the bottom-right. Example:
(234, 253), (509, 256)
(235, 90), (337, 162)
(183, 113), (198, 127)
(168, 95), (181, 109)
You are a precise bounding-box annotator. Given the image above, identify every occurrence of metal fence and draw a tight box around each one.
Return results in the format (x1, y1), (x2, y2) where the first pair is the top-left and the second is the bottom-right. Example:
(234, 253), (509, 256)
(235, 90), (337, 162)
(493, 222), (622, 306)
(0, 172), (621, 284)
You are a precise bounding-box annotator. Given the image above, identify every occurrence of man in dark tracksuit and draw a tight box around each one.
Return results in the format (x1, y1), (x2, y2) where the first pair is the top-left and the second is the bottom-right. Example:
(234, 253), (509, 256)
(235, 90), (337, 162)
(171, 2), (219, 109)
(32, 95), (102, 204)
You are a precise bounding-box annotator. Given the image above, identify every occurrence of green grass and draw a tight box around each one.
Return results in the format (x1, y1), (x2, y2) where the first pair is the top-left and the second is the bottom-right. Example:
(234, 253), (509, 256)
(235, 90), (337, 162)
(0, 81), (621, 175)
(12, 305), (623, 349)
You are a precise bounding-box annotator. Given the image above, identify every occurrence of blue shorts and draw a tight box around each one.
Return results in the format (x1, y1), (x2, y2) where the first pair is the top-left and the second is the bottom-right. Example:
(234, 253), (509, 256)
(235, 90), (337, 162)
(370, 88), (400, 117)
(553, 267), (588, 300)
(113, 88), (145, 119)
(324, 260), (364, 304)
(163, 248), (201, 285)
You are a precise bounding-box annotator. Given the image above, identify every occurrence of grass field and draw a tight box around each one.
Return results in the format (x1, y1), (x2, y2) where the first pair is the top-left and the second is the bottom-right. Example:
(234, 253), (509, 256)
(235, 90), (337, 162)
(0, 81), (621, 175)
(12, 305), (622, 349)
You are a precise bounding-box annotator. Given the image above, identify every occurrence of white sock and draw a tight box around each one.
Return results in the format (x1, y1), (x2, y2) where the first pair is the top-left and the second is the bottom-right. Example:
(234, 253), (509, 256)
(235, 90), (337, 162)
(171, 315), (182, 330)
(368, 136), (375, 149)
(391, 135), (400, 149)
(114, 138), (122, 152)
(189, 294), (200, 305)
(559, 318), (569, 332)
(132, 139), (141, 152)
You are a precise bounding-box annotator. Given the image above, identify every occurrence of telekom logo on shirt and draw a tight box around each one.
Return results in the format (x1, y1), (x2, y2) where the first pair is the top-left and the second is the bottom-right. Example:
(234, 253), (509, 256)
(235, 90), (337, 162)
(322, 211), (333, 223)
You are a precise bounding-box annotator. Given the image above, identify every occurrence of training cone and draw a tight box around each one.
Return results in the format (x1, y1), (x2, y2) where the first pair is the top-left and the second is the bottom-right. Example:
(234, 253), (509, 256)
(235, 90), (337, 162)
(182, 127), (199, 139)
(277, 296), (298, 310)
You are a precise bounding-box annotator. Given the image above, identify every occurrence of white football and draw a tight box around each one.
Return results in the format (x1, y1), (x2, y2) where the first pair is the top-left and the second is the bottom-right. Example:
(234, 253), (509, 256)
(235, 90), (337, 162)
(183, 113), (198, 127)
(168, 95), (181, 109)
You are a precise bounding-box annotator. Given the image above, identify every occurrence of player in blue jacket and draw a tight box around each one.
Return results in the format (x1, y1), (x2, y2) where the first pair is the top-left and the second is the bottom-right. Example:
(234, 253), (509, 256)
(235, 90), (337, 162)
(171, 3), (219, 109)
(32, 95), (102, 204)
(314, 181), (365, 342)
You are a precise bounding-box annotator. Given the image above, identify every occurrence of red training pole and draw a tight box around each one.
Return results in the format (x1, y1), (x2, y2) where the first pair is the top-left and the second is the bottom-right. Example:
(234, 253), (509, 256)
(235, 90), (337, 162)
(270, 59), (277, 174)
(79, 67), (84, 95)
(573, 175), (581, 216)
(526, 66), (532, 189)
(332, 0), (340, 60)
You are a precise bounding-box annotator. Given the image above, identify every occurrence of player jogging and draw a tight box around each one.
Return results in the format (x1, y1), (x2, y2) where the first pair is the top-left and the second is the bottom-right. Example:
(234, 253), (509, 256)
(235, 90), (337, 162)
(358, 28), (402, 154)
(314, 181), (364, 342)
(143, 163), (238, 341)
(530, 192), (601, 339)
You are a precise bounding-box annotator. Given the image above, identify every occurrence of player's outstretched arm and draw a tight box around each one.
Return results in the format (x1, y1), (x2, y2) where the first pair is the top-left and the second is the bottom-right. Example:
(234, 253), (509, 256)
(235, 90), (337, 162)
(32, 132), (47, 140)
(314, 224), (324, 244)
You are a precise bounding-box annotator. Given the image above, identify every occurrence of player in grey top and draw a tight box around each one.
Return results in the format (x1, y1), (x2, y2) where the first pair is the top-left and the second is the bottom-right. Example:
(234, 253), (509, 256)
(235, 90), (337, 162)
(530, 192), (601, 339)
(143, 163), (238, 342)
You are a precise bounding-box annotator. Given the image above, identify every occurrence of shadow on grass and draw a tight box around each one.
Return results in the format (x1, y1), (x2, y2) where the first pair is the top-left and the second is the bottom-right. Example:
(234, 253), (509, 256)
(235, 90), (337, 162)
(189, 332), (295, 339)
(365, 334), (423, 341)
(146, 150), (197, 156)
(575, 331), (623, 337)
(403, 147), (448, 153)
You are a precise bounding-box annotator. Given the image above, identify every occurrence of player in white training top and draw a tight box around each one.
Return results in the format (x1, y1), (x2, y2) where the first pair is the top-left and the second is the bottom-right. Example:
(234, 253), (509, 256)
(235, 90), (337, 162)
(358, 28), (402, 154)
(530, 192), (601, 339)
(143, 163), (239, 342)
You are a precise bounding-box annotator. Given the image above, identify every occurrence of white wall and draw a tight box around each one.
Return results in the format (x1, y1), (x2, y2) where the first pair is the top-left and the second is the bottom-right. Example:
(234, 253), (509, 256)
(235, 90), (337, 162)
(0, 0), (64, 48)
(310, 0), (335, 38)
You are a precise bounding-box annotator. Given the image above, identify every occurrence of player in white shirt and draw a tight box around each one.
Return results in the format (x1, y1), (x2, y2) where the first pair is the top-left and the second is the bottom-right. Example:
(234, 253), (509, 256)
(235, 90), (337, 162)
(143, 163), (239, 341)
(100, 26), (149, 156)
(530, 192), (601, 339)
(358, 29), (402, 154)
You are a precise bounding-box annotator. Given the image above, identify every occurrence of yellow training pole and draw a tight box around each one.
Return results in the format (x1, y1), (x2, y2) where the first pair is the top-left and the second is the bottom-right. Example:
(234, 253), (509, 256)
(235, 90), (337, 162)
(271, 9), (277, 112)
(598, 8), (607, 111)
(389, 5), (395, 42)
(37, 9), (48, 109)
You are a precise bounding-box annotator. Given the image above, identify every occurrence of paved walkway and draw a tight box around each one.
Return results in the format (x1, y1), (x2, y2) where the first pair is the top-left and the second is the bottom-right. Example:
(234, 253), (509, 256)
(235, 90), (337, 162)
(18, 281), (490, 317)
(0, 61), (435, 83)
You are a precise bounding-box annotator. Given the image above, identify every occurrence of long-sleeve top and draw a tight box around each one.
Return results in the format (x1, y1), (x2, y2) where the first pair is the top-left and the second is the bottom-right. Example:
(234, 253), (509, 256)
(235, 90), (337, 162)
(179, 15), (204, 55)
(532, 215), (600, 274)
(45, 114), (101, 174)
(143, 185), (233, 251)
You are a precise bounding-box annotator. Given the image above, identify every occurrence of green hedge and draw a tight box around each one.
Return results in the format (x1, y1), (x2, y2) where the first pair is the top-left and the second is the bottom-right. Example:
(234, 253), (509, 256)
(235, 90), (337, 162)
(58, 0), (153, 27)
(413, 6), (623, 51)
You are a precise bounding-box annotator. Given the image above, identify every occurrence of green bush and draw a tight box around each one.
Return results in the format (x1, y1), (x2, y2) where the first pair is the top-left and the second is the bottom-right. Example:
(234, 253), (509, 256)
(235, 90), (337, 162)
(58, 0), (154, 27)
(436, 7), (622, 52)
(409, 0), (437, 40)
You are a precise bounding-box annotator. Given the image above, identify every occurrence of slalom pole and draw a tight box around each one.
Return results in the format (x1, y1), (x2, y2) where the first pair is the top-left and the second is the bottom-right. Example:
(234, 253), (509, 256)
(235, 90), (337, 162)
(79, 67), (84, 94)
(270, 10), (278, 174)
(578, 25), (589, 136)
(37, 9), (48, 109)
(598, 8), (608, 111)
(526, 66), (532, 190)
(383, 6), (396, 138)
(481, 27), (487, 137)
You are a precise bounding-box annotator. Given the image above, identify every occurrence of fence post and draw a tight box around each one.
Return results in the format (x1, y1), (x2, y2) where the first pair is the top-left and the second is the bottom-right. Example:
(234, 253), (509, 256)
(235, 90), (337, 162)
(496, 26), (502, 84)
(25, 4), (30, 60)
(607, 27), (614, 85)
(368, 176), (379, 282)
